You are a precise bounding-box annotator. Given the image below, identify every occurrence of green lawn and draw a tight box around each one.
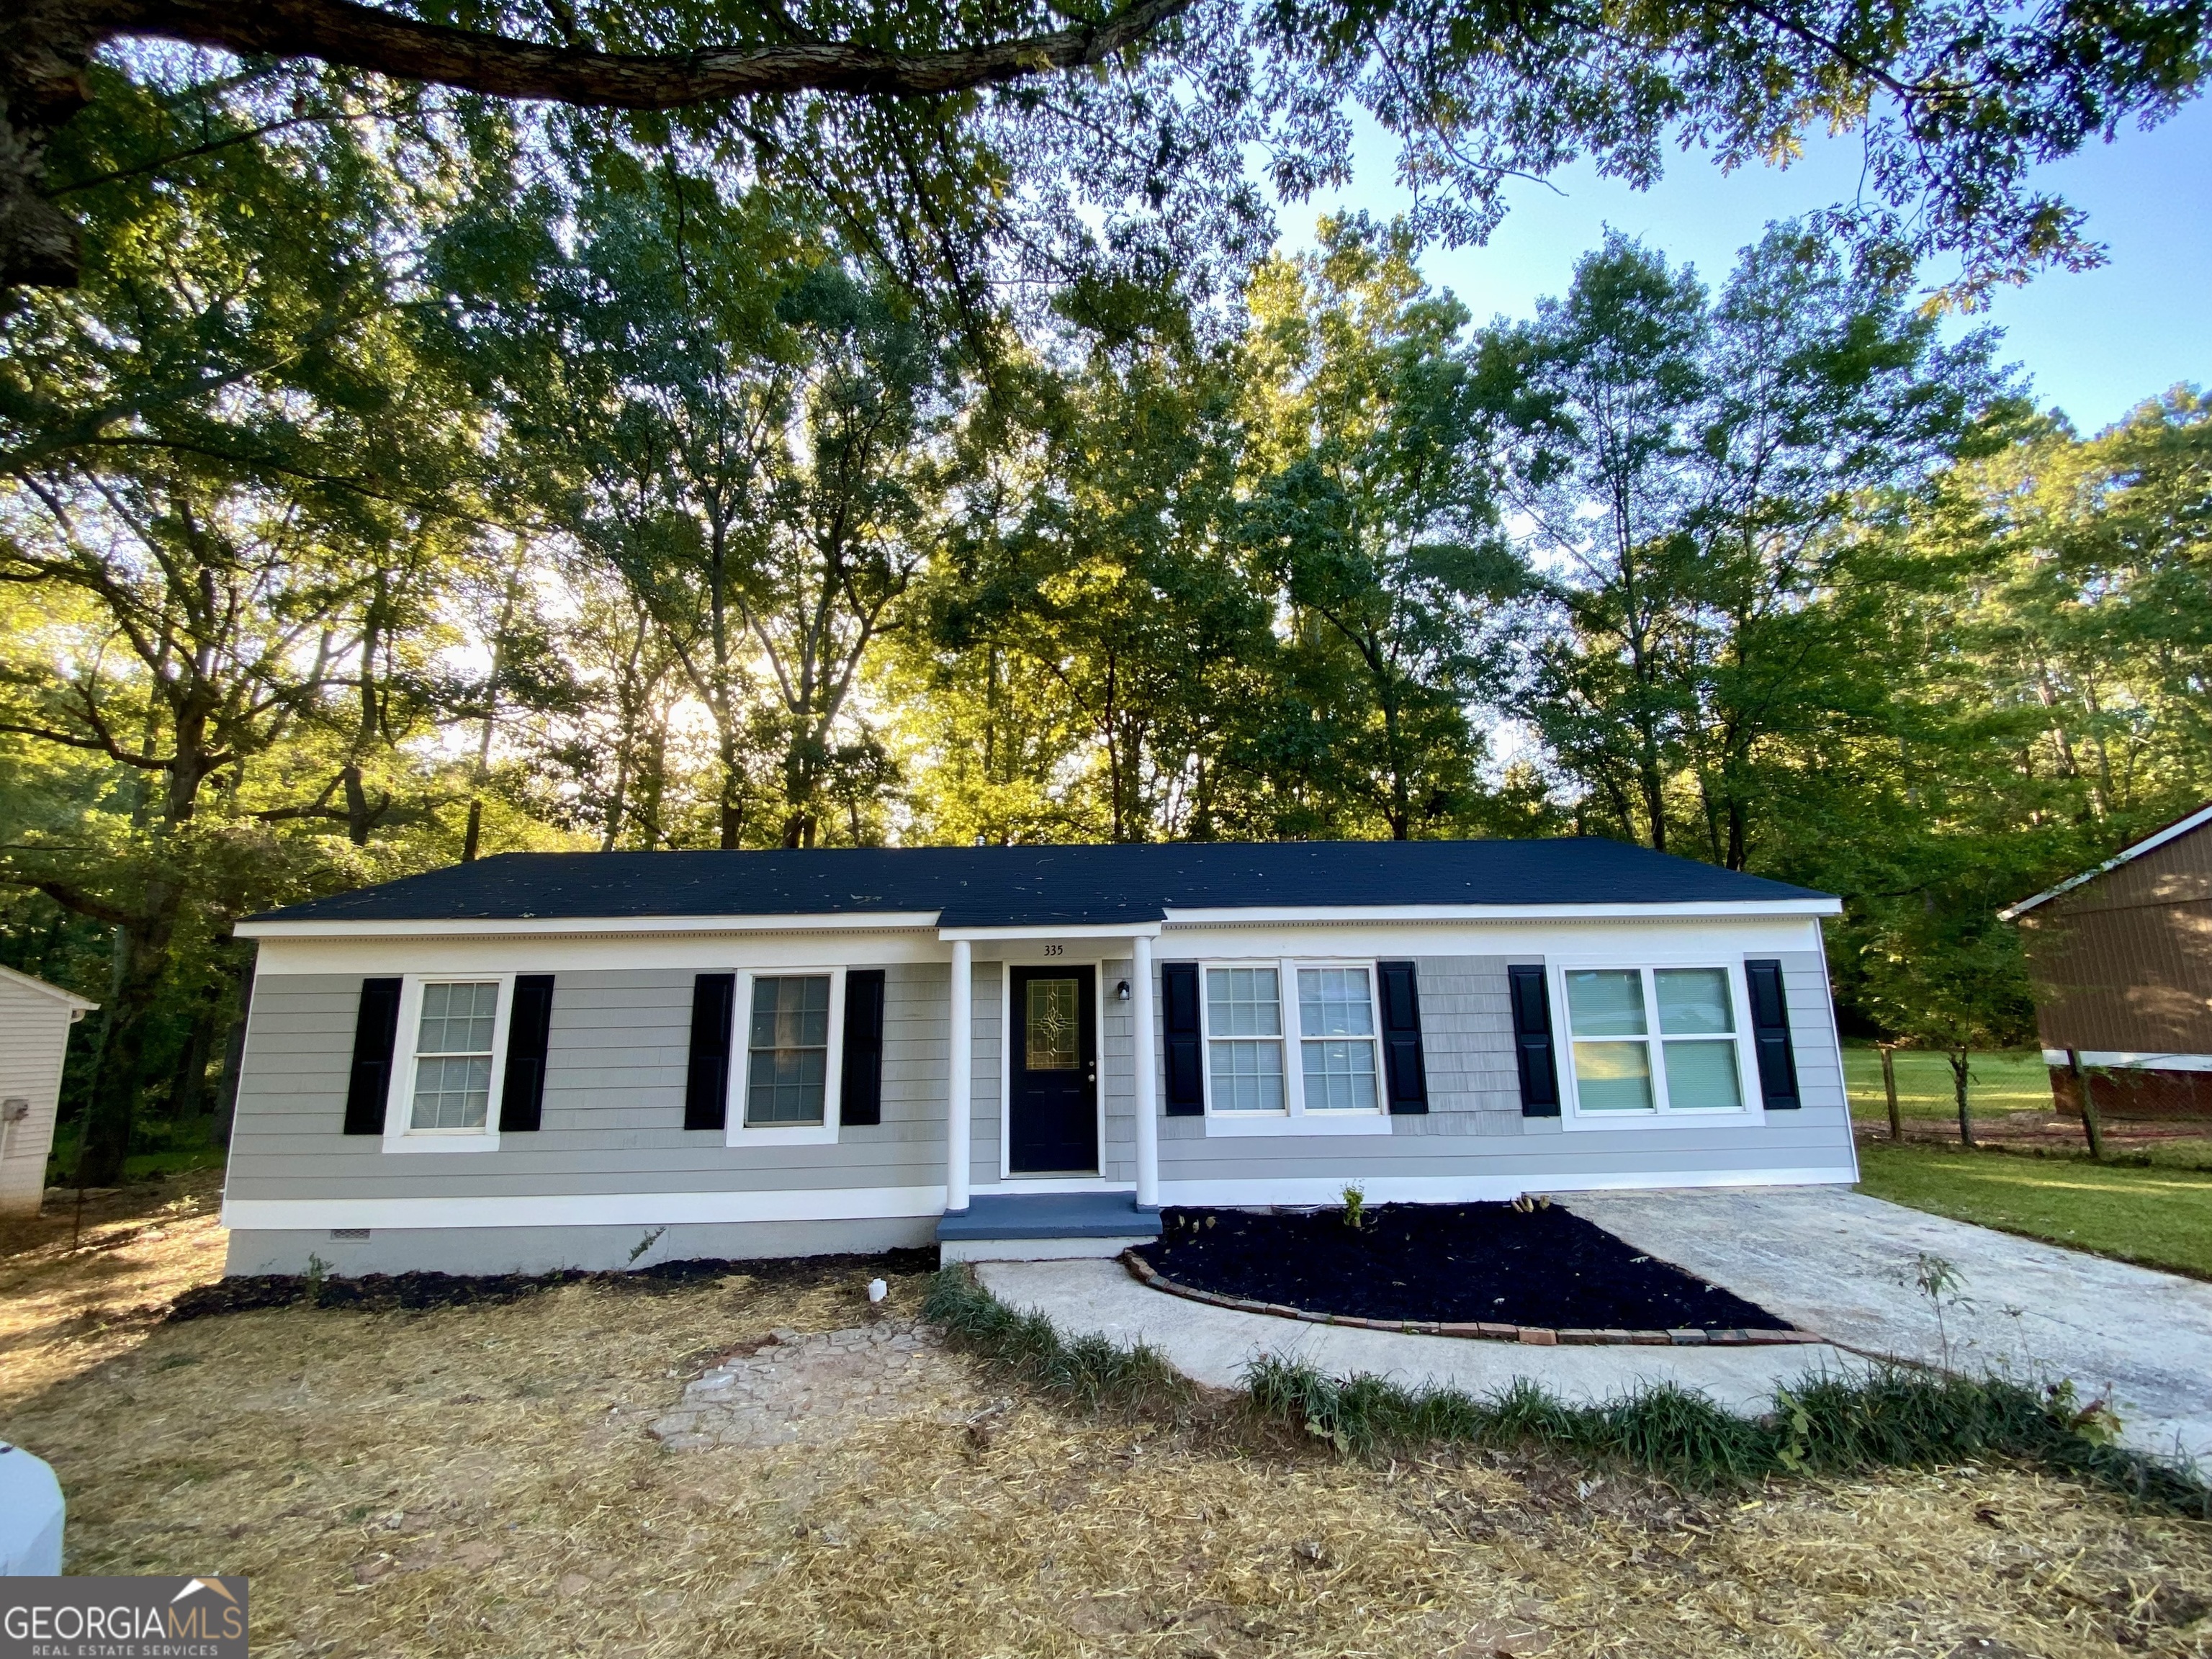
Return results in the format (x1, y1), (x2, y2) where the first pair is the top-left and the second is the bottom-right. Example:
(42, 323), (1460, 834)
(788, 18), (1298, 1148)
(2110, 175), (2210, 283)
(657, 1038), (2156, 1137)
(1842, 1044), (2054, 1123)
(1854, 1140), (2212, 1279)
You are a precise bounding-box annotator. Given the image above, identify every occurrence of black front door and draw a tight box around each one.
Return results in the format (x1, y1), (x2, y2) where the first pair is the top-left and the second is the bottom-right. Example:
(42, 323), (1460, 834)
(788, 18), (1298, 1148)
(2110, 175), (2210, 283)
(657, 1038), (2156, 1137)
(1009, 966), (1098, 1174)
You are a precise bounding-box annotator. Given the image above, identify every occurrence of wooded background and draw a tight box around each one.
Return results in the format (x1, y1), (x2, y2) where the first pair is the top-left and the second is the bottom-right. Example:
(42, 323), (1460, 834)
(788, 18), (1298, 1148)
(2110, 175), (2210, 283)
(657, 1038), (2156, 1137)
(4, 38), (2207, 1182)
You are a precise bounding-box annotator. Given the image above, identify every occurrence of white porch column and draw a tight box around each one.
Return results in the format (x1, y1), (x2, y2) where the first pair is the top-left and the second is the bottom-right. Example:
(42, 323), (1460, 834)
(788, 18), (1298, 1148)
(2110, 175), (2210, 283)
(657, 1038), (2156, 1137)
(946, 938), (973, 1213)
(1132, 932), (1160, 1210)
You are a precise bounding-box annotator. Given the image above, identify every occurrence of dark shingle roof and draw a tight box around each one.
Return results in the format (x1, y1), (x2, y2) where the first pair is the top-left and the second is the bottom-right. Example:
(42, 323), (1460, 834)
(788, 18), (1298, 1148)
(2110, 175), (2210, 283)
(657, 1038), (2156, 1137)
(249, 840), (1830, 929)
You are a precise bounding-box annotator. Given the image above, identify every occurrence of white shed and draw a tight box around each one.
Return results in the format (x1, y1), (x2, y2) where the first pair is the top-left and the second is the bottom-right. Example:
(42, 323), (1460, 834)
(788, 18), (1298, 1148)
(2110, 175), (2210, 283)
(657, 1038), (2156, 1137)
(0, 966), (98, 1217)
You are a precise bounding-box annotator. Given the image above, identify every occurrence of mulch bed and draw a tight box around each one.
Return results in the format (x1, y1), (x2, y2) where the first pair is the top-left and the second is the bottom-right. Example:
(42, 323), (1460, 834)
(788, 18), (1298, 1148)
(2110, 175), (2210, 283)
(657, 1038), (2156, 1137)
(165, 1246), (940, 1321)
(1131, 1204), (1789, 1334)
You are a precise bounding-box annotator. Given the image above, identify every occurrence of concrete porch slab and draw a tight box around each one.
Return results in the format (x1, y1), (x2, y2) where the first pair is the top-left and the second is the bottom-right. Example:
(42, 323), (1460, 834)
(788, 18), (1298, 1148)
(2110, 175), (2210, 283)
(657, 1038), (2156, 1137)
(938, 1192), (1162, 1262)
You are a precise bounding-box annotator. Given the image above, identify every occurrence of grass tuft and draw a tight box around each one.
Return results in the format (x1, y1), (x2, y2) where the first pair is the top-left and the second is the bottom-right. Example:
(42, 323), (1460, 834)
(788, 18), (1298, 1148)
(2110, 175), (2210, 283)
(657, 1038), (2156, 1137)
(922, 1265), (1192, 1411)
(1246, 1353), (2211, 1514)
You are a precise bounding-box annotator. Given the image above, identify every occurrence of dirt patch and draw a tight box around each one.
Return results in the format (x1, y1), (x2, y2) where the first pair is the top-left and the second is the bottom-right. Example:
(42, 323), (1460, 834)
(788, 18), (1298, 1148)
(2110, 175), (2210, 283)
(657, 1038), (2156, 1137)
(1133, 1203), (1789, 1331)
(0, 1169), (228, 1411)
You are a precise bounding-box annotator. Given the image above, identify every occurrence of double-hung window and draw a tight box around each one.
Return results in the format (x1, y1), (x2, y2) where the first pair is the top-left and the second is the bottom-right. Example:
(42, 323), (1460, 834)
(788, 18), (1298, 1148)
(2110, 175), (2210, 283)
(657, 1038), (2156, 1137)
(1562, 966), (1749, 1118)
(719, 968), (847, 1145)
(385, 976), (511, 1151)
(1199, 961), (1391, 1133)
(745, 974), (833, 1126)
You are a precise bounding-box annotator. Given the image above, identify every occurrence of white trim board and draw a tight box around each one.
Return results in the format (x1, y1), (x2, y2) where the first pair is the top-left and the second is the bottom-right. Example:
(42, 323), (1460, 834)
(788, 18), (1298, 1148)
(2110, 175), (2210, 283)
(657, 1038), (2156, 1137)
(1159, 1167), (1858, 1208)
(1161, 899), (1840, 925)
(2041, 1048), (2212, 1073)
(223, 1184), (950, 1233)
(237, 912), (942, 940)
(2000, 802), (2212, 920)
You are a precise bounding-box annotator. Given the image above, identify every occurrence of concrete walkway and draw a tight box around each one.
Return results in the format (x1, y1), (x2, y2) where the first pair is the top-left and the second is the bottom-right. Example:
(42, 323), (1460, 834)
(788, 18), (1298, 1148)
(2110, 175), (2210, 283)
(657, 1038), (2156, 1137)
(1565, 1187), (2212, 1465)
(976, 1259), (1862, 1420)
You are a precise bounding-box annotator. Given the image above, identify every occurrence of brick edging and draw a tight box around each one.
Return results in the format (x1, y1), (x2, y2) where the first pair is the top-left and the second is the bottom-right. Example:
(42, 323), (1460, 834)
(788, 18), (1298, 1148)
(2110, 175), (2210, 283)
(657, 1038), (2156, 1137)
(1117, 1250), (1822, 1347)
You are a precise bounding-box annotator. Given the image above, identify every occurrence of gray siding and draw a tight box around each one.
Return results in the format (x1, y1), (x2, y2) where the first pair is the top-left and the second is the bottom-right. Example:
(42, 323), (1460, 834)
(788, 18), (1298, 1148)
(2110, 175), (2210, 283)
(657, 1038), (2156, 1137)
(227, 963), (950, 1202)
(1158, 952), (1856, 1190)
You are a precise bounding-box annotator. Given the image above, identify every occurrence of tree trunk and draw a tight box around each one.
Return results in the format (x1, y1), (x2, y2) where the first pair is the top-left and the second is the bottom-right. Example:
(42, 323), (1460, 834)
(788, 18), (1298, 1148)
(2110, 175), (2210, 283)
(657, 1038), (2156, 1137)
(1881, 1043), (1902, 1141)
(2068, 1047), (2106, 1161)
(1949, 1048), (1974, 1148)
(75, 896), (181, 1184)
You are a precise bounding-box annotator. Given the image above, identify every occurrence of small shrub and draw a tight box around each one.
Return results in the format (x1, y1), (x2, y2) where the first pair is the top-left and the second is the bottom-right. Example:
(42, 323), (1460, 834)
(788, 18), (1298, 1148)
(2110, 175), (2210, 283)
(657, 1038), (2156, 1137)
(922, 1266), (1190, 1411)
(1340, 1184), (1367, 1230)
(1244, 1354), (2210, 1514)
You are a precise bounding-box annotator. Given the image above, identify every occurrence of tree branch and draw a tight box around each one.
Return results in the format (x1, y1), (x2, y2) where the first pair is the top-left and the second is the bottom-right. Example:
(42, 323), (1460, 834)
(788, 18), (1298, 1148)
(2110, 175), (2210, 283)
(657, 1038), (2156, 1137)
(97, 0), (1192, 104)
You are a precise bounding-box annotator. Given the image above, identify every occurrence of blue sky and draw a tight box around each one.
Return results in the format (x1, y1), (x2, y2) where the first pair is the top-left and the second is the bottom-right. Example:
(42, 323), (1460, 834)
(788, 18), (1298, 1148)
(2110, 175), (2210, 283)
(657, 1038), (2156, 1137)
(1285, 98), (2212, 435)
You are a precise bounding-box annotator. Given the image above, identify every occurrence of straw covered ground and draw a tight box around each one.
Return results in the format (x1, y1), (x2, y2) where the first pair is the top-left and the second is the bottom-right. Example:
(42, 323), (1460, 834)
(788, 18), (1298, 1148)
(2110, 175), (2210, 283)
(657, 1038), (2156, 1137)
(4, 1179), (2212, 1658)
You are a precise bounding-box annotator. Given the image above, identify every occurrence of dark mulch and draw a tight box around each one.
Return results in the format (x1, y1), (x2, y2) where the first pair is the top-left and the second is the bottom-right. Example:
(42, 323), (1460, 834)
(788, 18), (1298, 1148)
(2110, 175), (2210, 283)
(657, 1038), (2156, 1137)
(1133, 1203), (1788, 1331)
(164, 1246), (941, 1321)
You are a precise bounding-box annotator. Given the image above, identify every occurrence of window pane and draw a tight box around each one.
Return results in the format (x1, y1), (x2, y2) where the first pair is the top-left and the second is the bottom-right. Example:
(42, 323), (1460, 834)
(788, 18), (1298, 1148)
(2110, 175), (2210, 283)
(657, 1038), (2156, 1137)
(1656, 968), (1734, 1035)
(745, 1044), (827, 1124)
(745, 976), (831, 1125)
(1565, 970), (1647, 1037)
(1024, 978), (1082, 1070)
(750, 975), (830, 1051)
(1206, 967), (1281, 1036)
(1302, 1040), (1379, 1110)
(1298, 968), (1375, 1037)
(1208, 1040), (1285, 1111)
(410, 1055), (490, 1130)
(1572, 1040), (1654, 1111)
(1664, 1040), (1744, 1110)
(418, 981), (498, 1056)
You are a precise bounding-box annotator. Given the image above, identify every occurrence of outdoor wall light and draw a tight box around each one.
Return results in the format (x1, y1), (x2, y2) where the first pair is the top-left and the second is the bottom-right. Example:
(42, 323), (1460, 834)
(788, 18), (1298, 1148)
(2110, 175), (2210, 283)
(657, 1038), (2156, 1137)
(1115, 980), (1131, 1002)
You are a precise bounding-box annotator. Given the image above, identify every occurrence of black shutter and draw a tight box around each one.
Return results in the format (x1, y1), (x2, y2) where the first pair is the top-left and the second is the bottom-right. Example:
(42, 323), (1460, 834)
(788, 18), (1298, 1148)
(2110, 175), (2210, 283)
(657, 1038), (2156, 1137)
(840, 968), (886, 1127)
(685, 973), (736, 1130)
(343, 977), (403, 1135)
(499, 974), (556, 1132)
(1507, 964), (1560, 1117)
(1745, 960), (1801, 1109)
(1161, 962), (1203, 1115)
(1376, 961), (1428, 1113)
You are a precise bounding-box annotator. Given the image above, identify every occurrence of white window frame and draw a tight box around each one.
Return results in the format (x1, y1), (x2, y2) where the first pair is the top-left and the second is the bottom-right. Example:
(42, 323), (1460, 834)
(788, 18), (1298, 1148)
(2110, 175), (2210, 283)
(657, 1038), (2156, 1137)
(727, 966), (848, 1147)
(1199, 958), (1395, 1137)
(382, 973), (514, 1155)
(1552, 957), (1763, 1131)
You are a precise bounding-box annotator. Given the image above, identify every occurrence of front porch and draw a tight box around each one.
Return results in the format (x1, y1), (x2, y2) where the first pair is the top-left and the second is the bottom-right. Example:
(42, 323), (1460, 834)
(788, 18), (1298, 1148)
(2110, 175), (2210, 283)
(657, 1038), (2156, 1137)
(936, 1191), (1163, 1262)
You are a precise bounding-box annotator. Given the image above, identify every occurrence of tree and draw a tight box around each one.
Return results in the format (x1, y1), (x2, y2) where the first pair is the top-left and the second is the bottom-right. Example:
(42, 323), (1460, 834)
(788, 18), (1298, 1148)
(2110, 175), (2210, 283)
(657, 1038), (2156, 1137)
(9, 0), (2207, 314)
(1238, 215), (1519, 840)
(0, 59), (495, 1180)
(1495, 228), (2012, 863)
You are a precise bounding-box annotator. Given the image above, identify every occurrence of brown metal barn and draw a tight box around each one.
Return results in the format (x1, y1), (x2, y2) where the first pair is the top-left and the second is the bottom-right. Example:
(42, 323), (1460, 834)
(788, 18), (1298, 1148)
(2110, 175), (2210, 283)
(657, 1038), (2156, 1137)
(2001, 804), (2212, 1117)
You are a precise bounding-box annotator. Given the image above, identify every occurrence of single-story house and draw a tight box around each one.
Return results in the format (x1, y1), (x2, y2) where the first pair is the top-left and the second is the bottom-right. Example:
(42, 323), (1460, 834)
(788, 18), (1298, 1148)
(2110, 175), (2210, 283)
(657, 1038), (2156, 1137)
(2000, 802), (2212, 1117)
(0, 965), (98, 1217)
(222, 840), (1853, 1275)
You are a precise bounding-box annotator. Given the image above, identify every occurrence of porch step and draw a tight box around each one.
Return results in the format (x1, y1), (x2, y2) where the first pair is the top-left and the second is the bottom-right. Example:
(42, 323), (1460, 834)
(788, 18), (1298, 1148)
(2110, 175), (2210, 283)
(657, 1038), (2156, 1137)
(937, 1193), (1161, 1262)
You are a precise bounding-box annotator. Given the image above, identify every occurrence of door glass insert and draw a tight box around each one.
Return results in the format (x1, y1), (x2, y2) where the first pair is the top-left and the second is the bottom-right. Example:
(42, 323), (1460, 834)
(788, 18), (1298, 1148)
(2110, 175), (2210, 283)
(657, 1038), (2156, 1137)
(1025, 977), (1082, 1070)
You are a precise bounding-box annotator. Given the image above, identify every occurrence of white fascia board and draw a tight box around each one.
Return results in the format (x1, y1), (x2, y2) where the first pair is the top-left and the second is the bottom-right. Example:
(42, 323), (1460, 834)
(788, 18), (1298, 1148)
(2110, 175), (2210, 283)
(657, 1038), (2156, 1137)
(937, 921), (1164, 942)
(234, 910), (943, 940)
(2000, 802), (2212, 920)
(1159, 898), (1842, 926)
(0, 963), (99, 1011)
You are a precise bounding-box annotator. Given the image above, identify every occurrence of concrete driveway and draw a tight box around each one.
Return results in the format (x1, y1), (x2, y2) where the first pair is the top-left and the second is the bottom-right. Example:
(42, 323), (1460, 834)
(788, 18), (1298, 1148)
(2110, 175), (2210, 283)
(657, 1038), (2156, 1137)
(1565, 1187), (2212, 1465)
